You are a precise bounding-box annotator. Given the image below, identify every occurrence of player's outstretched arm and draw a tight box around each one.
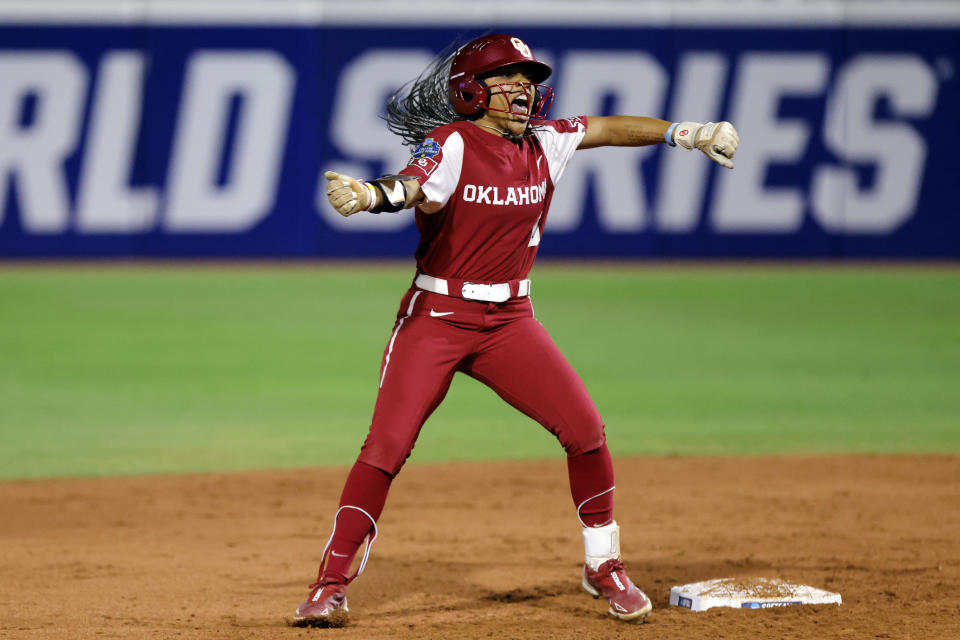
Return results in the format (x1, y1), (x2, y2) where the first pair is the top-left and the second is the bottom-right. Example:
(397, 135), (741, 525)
(324, 171), (428, 217)
(577, 116), (672, 149)
(579, 116), (739, 169)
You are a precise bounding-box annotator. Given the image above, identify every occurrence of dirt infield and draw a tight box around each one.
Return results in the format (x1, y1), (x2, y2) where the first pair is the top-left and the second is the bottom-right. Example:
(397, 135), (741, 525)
(2, 456), (958, 639)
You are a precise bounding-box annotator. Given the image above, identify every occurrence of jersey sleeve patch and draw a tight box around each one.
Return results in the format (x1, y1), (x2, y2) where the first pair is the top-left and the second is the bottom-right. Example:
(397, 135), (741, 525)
(409, 155), (439, 178)
(412, 138), (441, 158)
(402, 135), (446, 182)
(402, 131), (464, 207)
(552, 116), (587, 135)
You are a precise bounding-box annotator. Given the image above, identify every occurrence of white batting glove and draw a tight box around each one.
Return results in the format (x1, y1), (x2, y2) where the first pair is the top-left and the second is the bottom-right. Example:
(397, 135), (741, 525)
(324, 170), (378, 216)
(672, 121), (739, 169)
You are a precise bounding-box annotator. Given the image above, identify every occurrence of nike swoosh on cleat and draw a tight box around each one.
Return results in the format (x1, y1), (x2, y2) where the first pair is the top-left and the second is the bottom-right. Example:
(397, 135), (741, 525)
(430, 310), (454, 317)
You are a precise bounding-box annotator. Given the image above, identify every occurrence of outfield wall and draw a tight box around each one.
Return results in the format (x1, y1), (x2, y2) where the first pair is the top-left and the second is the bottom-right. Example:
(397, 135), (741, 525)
(0, 1), (958, 258)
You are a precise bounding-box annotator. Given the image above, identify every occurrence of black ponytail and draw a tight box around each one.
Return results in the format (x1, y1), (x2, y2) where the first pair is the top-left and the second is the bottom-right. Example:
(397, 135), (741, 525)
(384, 42), (466, 150)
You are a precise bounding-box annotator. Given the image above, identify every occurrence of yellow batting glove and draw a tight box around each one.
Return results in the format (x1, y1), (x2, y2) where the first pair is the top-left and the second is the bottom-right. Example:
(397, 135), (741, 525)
(324, 170), (378, 216)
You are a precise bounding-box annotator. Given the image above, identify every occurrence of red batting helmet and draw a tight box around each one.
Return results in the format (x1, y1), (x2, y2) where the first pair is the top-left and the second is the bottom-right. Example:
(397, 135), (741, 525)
(448, 34), (553, 118)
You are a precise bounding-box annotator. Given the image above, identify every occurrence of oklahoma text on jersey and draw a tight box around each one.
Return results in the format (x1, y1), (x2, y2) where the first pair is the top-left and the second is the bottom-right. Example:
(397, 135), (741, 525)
(400, 117), (586, 283)
(462, 182), (547, 206)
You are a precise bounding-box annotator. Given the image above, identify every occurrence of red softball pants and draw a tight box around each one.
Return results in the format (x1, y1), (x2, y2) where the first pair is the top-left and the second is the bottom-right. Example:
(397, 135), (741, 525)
(357, 288), (607, 476)
(318, 287), (616, 583)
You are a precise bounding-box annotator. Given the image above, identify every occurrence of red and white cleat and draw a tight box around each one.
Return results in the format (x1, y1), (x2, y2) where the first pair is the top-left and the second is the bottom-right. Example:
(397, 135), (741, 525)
(582, 558), (653, 622)
(291, 580), (349, 628)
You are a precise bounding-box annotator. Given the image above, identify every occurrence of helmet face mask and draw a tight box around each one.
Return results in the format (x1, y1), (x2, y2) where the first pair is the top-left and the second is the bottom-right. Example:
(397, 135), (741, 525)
(479, 80), (554, 121)
(448, 34), (554, 121)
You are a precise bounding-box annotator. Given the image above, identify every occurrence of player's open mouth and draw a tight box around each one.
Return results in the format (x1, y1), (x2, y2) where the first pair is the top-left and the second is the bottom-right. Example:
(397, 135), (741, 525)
(510, 96), (530, 116)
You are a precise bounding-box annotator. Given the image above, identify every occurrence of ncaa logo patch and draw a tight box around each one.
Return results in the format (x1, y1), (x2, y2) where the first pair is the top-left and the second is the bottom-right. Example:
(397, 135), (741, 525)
(412, 138), (441, 159)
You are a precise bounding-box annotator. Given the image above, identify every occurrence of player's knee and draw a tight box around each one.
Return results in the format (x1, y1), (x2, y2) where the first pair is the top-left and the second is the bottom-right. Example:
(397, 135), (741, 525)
(559, 422), (606, 457)
(358, 432), (414, 478)
(355, 454), (398, 478)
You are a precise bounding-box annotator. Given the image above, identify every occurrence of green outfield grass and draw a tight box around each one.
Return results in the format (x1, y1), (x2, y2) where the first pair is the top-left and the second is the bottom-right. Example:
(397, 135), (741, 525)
(0, 262), (958, 479)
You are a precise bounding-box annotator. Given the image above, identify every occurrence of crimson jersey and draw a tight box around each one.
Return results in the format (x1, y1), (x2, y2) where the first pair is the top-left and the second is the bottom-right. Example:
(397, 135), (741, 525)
(399, 117), (588, 283)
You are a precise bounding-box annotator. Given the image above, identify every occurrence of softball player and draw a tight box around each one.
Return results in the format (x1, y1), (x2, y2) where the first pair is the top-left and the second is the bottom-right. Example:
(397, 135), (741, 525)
(293, 34), (739, 627)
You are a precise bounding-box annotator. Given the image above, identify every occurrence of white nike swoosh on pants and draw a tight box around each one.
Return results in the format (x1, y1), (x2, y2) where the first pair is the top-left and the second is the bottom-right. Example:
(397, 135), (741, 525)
(430, 310), (454, 317)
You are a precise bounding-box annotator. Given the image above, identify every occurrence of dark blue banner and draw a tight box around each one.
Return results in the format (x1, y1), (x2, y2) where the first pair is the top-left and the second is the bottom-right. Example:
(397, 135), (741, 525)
(0, 20), (957, 257)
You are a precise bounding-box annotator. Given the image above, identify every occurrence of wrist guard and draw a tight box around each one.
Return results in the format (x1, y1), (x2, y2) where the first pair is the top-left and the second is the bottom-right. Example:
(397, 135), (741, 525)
(370, 177), (408, 213)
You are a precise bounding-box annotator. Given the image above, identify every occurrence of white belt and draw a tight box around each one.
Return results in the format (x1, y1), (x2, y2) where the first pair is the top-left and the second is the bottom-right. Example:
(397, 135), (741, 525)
(415, 273), (531, 303)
